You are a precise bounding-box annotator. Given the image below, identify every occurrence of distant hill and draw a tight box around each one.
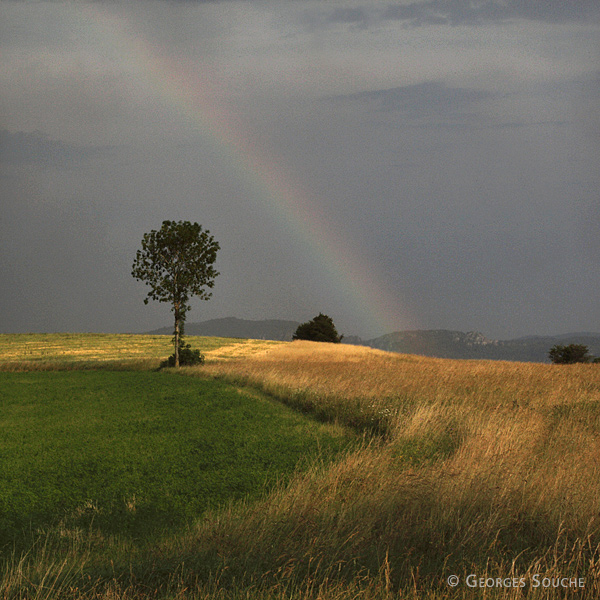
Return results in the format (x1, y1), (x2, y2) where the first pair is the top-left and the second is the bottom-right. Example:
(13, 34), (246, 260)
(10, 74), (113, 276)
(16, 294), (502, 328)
(147, 317), (300, 341)
(358, 330), (600, 363)
(146, 318), (600, 362)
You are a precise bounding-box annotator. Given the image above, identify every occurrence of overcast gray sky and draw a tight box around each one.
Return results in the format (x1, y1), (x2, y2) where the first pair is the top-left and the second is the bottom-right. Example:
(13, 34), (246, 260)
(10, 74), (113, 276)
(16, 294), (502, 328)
(1, 0), (599, 340)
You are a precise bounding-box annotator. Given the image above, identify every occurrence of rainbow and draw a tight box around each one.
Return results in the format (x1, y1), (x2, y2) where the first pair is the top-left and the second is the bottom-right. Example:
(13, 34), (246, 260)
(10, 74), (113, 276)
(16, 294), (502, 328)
(87, 5), (413, 337)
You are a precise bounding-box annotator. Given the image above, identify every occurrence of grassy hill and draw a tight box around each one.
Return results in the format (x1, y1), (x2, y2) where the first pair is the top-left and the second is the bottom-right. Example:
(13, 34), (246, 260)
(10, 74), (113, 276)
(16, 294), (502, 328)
(1, 334), (599, 599)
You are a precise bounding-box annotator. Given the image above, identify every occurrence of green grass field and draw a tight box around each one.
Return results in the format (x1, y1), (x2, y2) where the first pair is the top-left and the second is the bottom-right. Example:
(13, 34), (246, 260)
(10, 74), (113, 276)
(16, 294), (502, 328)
(0, 370), (352, 549)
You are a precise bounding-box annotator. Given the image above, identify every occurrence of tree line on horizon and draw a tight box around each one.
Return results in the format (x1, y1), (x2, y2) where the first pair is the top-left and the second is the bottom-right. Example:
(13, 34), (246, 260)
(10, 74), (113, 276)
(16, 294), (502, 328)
(548, 344), (600, 364)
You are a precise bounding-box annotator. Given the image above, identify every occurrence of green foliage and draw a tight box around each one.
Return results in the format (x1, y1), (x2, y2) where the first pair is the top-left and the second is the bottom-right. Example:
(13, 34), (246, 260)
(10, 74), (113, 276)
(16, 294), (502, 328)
(548, 343), (593, 364)
(163, 341), (205, 367)
(131, 220), (219, 311)
(293, 313), (343, 343)
(131, 220), (219, 366)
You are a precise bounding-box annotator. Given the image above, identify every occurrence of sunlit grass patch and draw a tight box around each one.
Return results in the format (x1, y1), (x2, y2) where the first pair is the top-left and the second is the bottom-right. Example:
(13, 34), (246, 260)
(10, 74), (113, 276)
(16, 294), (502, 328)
(0, 333), (283, 370)
(202, 338), (284, 361)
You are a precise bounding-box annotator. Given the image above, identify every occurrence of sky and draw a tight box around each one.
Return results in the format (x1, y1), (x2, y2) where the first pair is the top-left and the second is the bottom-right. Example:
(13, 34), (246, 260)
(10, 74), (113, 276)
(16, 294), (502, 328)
(1, 0), (599, 341)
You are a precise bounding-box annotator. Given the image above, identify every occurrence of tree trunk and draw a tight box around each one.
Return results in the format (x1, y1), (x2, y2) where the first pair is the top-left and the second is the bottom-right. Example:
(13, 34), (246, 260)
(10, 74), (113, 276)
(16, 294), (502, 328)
(174, 308), (180, 368)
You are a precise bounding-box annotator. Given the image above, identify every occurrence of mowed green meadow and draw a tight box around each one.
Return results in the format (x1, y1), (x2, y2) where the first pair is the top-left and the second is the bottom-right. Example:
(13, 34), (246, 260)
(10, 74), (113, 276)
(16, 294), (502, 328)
(0, 334), (356, 598)
(0, 370), (351, 545)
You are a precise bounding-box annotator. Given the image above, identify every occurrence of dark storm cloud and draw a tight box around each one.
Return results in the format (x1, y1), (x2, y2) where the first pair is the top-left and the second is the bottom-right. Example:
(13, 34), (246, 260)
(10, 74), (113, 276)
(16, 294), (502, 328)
(11, 0), (600, 24)
(382, 0), (600, 26)
(0, 130), (109, 168)
(328, 82), (493, 112)
(326, 82), (496, 128)
(501, 0), (600, 23)
(298, 0), (600, 30)
(0, 174), (121, 333)
(1, 0), (598, 339)
(327, 7), (369, 26)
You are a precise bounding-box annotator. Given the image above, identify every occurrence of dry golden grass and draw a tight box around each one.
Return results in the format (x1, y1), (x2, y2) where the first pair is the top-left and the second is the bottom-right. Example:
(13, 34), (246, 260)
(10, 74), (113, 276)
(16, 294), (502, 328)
(173, 340), (600, 598)
(203, 339), (600, 408)
(202, 338), (283, 361)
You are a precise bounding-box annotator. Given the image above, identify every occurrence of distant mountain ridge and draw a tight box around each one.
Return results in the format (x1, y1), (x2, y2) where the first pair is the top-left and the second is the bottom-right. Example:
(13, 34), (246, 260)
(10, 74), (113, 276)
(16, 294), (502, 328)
(361, 330), (600, 363)
(147, 317), (300, 341)
(146, 318), (600, 363)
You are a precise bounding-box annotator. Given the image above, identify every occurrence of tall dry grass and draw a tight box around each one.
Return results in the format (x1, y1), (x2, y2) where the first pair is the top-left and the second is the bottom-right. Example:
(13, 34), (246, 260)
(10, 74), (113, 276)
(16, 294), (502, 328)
(171, 340), (600, 597)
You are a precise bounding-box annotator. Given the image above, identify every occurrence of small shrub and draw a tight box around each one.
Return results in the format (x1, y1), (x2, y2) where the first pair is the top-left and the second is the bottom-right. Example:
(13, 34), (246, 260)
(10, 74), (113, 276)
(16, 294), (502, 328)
(163, 342), (205, 368)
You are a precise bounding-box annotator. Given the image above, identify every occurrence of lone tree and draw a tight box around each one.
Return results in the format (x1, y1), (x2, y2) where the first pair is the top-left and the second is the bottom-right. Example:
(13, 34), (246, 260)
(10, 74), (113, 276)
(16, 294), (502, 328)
(293, 313), (343, 343)
(548, 344), (592, 364)
(132, 220), (219, 367)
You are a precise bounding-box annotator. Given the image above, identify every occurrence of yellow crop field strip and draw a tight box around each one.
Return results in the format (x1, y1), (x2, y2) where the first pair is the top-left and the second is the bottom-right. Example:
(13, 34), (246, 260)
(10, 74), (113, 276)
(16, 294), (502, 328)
(0, 333), (173, 362)
(0, 333), (283, 369)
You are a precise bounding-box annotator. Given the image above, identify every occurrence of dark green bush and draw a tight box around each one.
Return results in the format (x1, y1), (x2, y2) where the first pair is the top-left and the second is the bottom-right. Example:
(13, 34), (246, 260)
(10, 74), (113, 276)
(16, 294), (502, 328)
(163, 342), (205, 368)
(293, 313), (343, 343)
(548, 344), (593, 364)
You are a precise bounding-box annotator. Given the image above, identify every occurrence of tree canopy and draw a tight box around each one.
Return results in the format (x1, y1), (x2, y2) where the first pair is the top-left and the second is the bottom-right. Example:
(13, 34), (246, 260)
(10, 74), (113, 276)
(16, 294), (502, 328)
(548, 344), (593, 364)
(293, 313), (343, 343)
(131, 220), (219, 367)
